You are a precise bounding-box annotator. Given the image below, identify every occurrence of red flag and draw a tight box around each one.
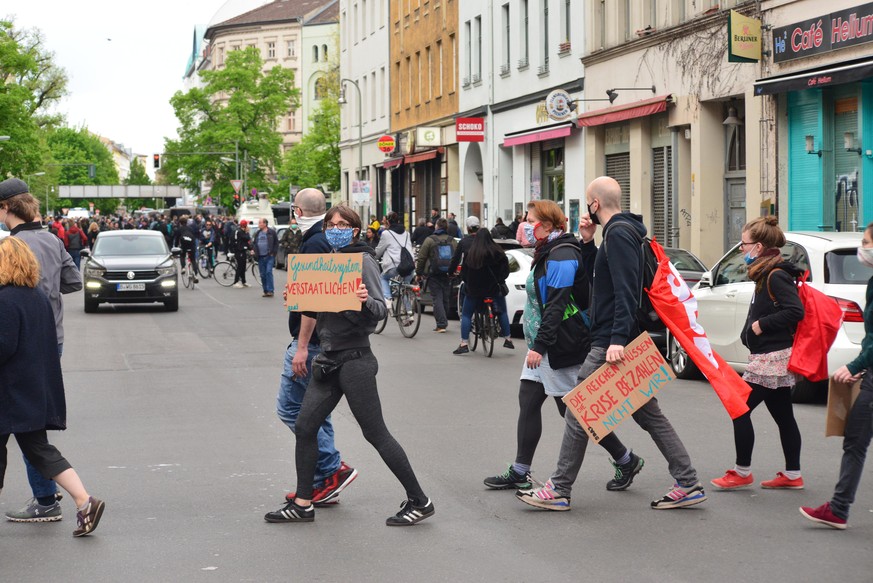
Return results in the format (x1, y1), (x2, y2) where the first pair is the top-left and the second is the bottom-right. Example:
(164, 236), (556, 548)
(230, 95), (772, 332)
(646, 240), (752, 419)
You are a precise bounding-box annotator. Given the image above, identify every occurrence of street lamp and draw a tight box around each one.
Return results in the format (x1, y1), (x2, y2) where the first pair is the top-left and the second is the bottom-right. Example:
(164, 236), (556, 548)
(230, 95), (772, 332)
(339, 78), (363, 208)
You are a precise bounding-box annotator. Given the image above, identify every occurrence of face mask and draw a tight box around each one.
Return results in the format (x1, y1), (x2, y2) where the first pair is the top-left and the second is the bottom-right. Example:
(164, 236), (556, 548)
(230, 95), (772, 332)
(743, 251), (756, 265)
(858, 247), (873, 268)
(296, 213), (325, 235)
(587, 201), (600, 225)
(325, 227), (354, 250)
(522, 223), (536, 245)
(290, 224), (299, 230)
(532, 222), (549, 242)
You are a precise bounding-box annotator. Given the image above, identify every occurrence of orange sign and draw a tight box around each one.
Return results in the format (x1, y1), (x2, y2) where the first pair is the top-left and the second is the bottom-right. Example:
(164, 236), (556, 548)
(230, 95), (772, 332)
(285, 253), (363, 313)
(377, 135), (396, 153)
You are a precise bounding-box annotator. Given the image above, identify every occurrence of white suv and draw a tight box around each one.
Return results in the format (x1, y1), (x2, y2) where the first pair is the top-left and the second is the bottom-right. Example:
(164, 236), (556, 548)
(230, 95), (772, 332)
(669, 231), (872, 401)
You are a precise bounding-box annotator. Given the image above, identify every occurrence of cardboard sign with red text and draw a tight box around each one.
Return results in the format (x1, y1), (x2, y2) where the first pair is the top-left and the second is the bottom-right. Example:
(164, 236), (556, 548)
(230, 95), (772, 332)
(562, 332), (674, 443)
(285, 253), (363, 313)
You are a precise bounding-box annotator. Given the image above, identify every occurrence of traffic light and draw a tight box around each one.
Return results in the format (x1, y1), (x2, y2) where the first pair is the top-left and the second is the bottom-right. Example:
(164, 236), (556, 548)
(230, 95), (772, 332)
(250, 158), (257, 172)
(88, 164), (96, 179)
(153, 154), (161, 169)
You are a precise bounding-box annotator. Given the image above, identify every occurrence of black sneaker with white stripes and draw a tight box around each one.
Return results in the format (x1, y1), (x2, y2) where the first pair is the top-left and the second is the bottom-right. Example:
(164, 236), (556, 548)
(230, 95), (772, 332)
(264, 499), (315, 523)
(385, 498), (435, 526)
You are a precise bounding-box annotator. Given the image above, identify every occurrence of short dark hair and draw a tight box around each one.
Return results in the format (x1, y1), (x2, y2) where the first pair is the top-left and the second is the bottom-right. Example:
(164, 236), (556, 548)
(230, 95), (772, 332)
(436, 218), (448, 230)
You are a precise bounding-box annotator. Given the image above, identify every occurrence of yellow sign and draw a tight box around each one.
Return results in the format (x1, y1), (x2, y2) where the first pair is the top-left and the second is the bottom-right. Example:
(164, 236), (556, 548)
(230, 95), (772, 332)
(728, 10), (761, 62)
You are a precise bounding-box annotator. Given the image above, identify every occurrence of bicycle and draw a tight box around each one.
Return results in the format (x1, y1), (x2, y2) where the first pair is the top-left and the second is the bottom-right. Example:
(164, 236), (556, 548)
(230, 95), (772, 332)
(470, 297), (499, 357)
(374, 275), (422, 338)
(181, 251), (197, 290)
(197, 244), (216, 279)
(213, 252), (262, 288)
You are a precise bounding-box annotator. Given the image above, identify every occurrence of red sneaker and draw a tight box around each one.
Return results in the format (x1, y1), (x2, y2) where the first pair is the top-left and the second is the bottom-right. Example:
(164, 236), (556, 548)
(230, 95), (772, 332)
(799, 502), (847, 530)
(284, 491), (340, 508)
(316, 461), (358, 504)
(710, 469), (754, 490)
(761, 472), (804, 490)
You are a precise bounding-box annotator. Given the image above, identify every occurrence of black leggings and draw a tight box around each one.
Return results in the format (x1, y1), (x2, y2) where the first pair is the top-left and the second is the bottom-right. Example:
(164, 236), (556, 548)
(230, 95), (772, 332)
(733, 383), (802, 470)
(515, 380), (567, 466)
(0, 431), (72, 490)
(295, 349), (426, 504)
(234, 253), (247, 283)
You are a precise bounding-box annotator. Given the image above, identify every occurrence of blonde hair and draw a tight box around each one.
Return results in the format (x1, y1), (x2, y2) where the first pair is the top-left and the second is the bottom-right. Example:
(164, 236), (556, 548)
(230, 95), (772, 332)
(0, 236), (40, 288)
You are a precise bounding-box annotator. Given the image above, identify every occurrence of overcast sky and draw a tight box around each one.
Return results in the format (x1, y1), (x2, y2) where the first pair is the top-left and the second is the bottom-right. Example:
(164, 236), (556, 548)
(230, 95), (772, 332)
(4, 0), (267, 157)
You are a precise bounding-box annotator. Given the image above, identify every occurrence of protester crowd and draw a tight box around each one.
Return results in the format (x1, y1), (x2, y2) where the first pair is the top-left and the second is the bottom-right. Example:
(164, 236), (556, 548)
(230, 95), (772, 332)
(1, 174), (872, 537)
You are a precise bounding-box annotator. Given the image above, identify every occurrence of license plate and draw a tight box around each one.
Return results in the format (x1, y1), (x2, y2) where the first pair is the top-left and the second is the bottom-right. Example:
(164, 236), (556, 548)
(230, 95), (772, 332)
(117, 283), (146, 291)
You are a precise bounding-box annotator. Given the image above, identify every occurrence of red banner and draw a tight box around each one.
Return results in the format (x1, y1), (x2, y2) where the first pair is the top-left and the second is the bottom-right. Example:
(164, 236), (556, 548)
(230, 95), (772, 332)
(646, 240), (752, 419)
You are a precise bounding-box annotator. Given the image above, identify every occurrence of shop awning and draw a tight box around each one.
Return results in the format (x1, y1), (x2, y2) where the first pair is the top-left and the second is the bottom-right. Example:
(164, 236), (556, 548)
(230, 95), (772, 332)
(380, 157), (403, 169)
(404, 148), (442, 164)
(503, 122), (574, 148)
(575, 95), (671, 127)
(753, 58), (873, 96)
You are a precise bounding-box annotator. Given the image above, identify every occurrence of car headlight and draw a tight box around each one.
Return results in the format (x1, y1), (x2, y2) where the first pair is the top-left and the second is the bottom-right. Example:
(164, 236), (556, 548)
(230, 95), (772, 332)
(84, 265), (105, 278)
(156, 264), (176, 276)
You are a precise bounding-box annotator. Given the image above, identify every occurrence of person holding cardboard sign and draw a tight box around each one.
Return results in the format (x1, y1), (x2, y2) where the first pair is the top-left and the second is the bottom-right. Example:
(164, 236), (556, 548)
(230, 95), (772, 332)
(266, 206), (434, 526)
(800, 221), (873, 530)
(522, 177), (706, 511)
(711, 217), (805, 492)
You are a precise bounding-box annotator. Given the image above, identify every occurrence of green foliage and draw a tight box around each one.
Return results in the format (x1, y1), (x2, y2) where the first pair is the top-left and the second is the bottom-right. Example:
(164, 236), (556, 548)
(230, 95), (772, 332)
(46, 127), (120, 214)
(124, 158), (151, 186)
(165, 47), (300, 208)
(277, 62), (340, 196)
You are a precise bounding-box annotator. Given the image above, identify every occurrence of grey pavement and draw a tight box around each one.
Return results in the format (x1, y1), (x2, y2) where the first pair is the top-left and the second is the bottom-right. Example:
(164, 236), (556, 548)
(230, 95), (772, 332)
(1, 269), (872, 582)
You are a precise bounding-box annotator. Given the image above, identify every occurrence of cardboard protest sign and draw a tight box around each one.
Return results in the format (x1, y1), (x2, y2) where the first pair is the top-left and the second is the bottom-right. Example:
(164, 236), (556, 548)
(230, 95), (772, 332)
(825, 378), (862, 437)
(562, 332), (674, 443)
(285, 253), (363, 313)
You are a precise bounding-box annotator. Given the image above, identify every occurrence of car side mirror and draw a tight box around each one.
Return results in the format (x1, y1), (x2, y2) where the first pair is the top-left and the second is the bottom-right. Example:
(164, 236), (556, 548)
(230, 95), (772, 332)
(79, 248), (90, 257)
(698, 271), (713, 288)
(171, 247), (182, 258)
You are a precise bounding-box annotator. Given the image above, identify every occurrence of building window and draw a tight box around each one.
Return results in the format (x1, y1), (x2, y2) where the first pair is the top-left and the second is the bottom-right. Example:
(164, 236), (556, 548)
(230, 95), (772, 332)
(416, 51), (422, 104)
(217, 47), (224, 66)
(362, 75), (368, 122)
(464, 20), (472, 85)
(267, 41), (276, 59)
(314, 77), (327, 100)
(521, 0), (529, 66)
(426, 46), (432, 101)
(502, 4), (511, 71)
(406, 56), (412, 108)
(287, 111), (296, 131)
(475, 16), (482, 82)
(354, 3), (359, 43)
(380, 66), (386, 116)
(542, 142), (565, 206)
(287, 39), (296, 57)
(232, 45), (240, 52)
(395, 61), (402, 113)
(450, 34), (456, 92)
(363, 0), (368, 37)
(371, 71), (377, 119)
(313, 45), (319, 62)
(563, 0), (570, 43)
(436, 40), (443, 96)
(322, 44), (328, 61)
(541, 0), (549, 72)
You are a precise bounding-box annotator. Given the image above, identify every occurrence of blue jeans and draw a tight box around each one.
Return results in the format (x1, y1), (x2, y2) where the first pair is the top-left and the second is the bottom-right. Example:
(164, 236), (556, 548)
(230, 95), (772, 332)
(381, 267), (412, 299)
(258, 255), (275, 293)
(25, 343), (64, 498)
(277, 340), (340, 485)
(830, 374), (873, 520)
(69, 249), (81, 270)
(460, 295), (511, 342)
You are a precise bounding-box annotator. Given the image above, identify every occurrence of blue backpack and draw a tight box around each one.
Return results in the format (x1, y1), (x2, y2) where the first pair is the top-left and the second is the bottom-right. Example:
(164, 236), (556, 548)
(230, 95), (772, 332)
(430, 235), (454, 274)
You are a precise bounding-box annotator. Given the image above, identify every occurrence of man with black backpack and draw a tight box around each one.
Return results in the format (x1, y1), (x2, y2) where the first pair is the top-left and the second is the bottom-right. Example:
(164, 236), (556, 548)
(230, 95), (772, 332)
(415, 218), (457, 332)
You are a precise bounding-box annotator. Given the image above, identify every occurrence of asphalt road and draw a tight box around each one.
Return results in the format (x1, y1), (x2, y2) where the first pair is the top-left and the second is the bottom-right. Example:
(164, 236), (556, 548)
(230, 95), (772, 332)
(1, 270), (872, 582)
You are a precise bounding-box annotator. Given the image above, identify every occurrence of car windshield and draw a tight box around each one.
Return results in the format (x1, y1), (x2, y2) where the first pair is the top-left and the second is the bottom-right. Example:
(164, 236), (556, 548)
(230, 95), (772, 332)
(93, 235), (168, 256)
(825, 249), (873, 284)
(665, 249), (705, 271)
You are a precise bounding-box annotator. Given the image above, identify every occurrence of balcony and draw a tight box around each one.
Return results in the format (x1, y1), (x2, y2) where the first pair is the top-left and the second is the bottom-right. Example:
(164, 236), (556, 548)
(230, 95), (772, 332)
(499, 63), (510, 77)
(517, 57), (529, 70)
(472, 73), (481, 84)
(537, 63), (549, 77)
(462, 76), (471, 88)
(558, 41), (571, 55)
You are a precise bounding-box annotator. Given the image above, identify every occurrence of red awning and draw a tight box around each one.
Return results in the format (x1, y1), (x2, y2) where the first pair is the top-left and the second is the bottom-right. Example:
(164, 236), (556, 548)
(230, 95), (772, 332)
(380, 157), (403, 168)
(575, 95), (671, 127)
(404, 148), (442, 164)
(503, 123), (573, 148)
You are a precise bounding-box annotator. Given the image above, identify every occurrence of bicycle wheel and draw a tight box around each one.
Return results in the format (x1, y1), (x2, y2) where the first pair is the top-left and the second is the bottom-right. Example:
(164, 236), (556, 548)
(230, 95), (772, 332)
(482, 307), (495, 357)
(198, 253), (212, 278)
(469, 311), (480, 352)
(213, 261), (236, 287)
(251, 260), (262, 286)
(182, 258), (194, 289)
(397, 288), (421, 338)
(374, 313), (388, 334)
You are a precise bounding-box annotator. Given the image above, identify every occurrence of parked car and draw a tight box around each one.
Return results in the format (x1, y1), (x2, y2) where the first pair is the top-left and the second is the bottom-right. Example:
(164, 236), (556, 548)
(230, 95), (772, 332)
(275, 225), (290, 269)
(81, 230), (180, 313)
(668, 231), (872, 402)
(505, 248), (534, 336)
(663, 247), (707, 286)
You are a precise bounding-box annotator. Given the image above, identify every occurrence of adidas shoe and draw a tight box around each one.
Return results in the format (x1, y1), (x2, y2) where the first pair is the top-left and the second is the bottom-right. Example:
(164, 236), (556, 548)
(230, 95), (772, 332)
(606, 452), (645, 491)
(484, 465), (531, 490)
(385, 498), (435, 526)
(264, 499), (315, 523)
(515, 478), (570, 511)
(651, 482), (708, 509)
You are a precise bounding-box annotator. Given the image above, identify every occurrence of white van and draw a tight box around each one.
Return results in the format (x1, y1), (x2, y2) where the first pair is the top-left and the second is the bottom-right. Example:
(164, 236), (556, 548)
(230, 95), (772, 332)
(236, 198), (275, 228)
(66, 208), (91, 220)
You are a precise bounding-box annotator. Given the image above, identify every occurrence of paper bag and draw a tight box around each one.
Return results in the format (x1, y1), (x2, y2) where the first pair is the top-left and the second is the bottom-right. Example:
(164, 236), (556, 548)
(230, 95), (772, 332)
(825, 378), (862, 437)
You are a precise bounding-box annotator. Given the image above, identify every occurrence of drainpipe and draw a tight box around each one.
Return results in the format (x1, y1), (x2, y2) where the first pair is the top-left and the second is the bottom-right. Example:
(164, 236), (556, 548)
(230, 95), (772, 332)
(671, 127), (680, 248)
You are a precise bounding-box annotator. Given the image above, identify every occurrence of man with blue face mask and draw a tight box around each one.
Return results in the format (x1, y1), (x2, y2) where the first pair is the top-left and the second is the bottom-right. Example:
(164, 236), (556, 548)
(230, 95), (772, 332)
(270, 188), (357, 514)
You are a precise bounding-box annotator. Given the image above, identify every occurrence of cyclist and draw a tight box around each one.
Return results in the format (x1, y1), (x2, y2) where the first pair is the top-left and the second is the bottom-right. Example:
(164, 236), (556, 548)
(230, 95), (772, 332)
(173, 218), (199, 283)
(232, 220), (252, 288)
(200, 220), (217, 272)
(451, 228), (513, 355)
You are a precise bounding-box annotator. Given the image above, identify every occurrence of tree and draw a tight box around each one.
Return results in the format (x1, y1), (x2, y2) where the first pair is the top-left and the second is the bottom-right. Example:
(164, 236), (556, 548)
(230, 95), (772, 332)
(46, 127), (119, 215)
(124, 157), (155, 211)
(276, 58), (340, 195)
(164, 47), (300, 209)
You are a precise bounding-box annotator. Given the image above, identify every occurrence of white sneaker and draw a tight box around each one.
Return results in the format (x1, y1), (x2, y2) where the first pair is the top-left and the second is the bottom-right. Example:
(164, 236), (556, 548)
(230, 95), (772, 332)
(242, 283), (250, 288)
(232, 282), (244, 288)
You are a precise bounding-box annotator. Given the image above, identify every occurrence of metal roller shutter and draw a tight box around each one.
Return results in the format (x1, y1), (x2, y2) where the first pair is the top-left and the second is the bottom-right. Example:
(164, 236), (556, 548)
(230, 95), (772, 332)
(652, 146), (672, 243)
(605, 153), (630, 211)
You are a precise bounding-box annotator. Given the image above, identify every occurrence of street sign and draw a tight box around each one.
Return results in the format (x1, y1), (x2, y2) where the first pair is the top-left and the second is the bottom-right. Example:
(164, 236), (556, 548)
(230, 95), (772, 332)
(377, 135), (396, 153)
(231, 180), (243, 194)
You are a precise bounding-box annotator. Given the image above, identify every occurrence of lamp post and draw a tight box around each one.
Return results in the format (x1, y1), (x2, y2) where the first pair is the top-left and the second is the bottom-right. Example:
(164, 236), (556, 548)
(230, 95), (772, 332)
(339, 78), (363, 209)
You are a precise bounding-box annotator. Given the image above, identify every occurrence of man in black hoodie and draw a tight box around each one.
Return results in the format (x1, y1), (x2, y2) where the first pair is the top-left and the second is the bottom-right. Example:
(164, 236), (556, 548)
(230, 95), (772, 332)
(559, 176), (705, 510)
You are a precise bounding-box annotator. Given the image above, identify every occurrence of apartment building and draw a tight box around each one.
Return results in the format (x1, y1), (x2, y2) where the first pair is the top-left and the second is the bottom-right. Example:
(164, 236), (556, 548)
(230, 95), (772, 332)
(458, 0), (586, 228)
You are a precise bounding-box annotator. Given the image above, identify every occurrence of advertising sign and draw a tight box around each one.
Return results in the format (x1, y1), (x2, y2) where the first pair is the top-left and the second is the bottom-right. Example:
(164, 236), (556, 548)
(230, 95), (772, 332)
(773, 2), (873, 62)
(544, 90), (574, 122)
(456, 117), (485, 142)
(562, 332), (674, 443)
(377, 134), (396, 153)
(728, 10), (762, 62)
(352, 180), (371, 206)
(416, 126), (441, 147)
(285, 253), (363, 313)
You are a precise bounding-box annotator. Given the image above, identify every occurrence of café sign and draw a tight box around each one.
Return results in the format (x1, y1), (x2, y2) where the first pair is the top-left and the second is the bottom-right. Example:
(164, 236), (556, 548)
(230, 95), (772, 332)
(773, 2), (873, 62)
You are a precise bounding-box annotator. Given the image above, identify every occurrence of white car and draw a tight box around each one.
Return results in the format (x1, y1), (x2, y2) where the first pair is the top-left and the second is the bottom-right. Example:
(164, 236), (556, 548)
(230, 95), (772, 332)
(669, 232), (872, 401)
(505, 248), (533, 335)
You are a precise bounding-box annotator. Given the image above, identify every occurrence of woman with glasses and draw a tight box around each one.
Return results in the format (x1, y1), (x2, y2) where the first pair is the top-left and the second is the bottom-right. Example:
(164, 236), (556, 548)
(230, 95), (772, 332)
(266, 206), (434, 526)
(712, 216), (805, 492)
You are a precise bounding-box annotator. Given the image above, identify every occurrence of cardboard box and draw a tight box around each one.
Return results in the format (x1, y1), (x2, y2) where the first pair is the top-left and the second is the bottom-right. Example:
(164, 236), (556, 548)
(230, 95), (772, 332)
(285, 253), (363, 313)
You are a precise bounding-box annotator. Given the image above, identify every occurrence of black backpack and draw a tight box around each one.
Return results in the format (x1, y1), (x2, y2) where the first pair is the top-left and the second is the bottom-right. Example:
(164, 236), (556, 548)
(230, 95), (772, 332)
(429, 235), (454, 274)
(602, 221), (664, 332)
(392, 232), (415, 276)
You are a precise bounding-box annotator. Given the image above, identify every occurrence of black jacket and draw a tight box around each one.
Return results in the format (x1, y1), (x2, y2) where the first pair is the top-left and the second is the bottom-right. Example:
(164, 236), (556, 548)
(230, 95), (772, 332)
(448, 234), (475, 275)
(586, 213), (648, 349)
(173, 224), (197, 249)
(741, 261), (804, 355)
(531, 234), (594, 369)
(457, 249), (509, 298)
(288, 220), (332, 341)
(411, 225), (434, 246)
